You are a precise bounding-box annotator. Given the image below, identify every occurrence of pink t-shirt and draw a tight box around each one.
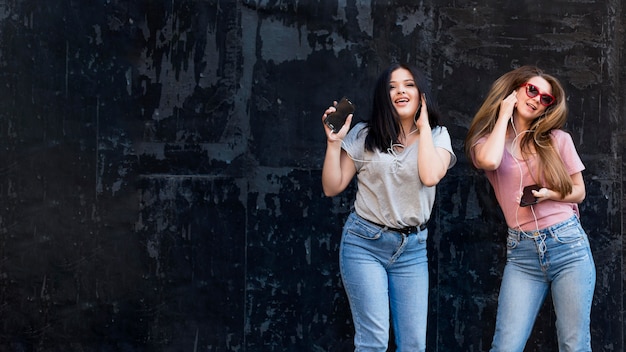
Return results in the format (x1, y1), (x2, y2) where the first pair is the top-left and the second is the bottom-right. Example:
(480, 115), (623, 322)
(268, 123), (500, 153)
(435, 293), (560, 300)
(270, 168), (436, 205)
(472, 129), (585, 231)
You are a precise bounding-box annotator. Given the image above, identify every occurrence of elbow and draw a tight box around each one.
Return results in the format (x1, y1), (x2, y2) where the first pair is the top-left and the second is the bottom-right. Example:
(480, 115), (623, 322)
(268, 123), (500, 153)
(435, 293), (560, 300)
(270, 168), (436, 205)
(323, 189), (338, 197)
(420, 177), (440, 187)
(475, 159), (500, 171)
(322, 184), (340, 197)
(576, 190), (586, 204)
(573, 185), (587, 204)
(420, 172), (445, 187)
(473, 153), (501, 171)
(422, 181), (438, 188)
(562, 187), (585, 204)
(322, 174), (351, 197)
(419, 158), (449, 187)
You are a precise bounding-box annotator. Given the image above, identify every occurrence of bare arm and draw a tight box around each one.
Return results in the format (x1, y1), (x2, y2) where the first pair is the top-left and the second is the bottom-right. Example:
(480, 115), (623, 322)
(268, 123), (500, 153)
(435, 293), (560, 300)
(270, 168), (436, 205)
(473, 91), (517, 170)
(413, 95), (451, 186)
(321, 104), (356, 197)
(533, 172), (586, 204)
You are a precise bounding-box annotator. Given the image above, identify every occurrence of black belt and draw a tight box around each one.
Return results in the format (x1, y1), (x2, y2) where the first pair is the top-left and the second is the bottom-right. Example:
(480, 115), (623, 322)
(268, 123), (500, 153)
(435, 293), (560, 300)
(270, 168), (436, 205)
(359, 214), (427, 234)
(384, 223), (427, 234)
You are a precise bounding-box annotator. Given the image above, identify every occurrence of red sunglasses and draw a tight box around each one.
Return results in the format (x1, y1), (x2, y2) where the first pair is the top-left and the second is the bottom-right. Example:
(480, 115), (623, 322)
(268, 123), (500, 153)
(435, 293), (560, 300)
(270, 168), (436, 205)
(520, 83), (555, 106)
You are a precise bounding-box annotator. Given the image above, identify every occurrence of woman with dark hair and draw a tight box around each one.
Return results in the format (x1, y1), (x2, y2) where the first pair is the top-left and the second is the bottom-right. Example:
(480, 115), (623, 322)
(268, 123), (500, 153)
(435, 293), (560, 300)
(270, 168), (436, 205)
(321, 63), (456, 351)
(465, 66), (596, 351)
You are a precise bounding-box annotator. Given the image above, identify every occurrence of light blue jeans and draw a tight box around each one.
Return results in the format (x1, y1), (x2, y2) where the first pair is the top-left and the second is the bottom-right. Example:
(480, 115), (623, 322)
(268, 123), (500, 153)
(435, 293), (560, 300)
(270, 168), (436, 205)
(490, 215), (596, 352)
(340, 212), (429, 352)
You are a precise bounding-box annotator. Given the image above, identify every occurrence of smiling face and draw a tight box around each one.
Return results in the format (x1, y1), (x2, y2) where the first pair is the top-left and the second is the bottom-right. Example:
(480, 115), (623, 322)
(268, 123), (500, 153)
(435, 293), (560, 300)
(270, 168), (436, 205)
(515, 76), (553, 120)
(389, 67), (420, 120)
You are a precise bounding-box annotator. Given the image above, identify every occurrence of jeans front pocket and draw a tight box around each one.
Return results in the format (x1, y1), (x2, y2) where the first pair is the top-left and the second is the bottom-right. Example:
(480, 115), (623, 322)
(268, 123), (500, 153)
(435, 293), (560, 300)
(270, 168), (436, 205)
(344, 213), (383, 241)
(415, 229), (428, 244)
(551, 219), (585, 244)
(506, 233), (519, 249)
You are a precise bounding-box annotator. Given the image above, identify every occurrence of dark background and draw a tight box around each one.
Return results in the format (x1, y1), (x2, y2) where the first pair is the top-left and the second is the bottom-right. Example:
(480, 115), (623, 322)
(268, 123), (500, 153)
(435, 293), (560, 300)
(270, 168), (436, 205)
(0, 0), (623, 351)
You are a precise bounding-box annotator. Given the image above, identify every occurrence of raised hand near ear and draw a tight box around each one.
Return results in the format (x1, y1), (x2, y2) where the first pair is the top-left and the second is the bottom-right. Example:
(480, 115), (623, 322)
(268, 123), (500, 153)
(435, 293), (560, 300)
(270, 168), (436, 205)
(500, 90), (518, 118)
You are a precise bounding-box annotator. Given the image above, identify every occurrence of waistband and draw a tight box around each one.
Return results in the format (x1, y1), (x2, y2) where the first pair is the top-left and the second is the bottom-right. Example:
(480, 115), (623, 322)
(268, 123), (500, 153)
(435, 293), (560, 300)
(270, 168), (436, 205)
(356, 213), (427, 234)
(507, 215), (580, 239)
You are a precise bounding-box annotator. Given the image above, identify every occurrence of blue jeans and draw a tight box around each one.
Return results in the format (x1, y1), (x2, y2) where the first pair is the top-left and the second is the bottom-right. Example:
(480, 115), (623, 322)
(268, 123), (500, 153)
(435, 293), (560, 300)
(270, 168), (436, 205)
(340, 212), (429, 352)
(490, 215), (596, 352)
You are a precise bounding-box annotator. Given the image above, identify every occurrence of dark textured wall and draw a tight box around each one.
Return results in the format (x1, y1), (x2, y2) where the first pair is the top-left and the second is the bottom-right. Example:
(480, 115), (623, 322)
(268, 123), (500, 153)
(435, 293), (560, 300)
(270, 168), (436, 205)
(0, 1), (623, 351)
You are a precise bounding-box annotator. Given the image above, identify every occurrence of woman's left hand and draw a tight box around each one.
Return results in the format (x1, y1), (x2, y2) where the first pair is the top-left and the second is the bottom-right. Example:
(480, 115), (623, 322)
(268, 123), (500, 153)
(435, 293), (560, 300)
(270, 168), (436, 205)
(532, 187), (551, 202)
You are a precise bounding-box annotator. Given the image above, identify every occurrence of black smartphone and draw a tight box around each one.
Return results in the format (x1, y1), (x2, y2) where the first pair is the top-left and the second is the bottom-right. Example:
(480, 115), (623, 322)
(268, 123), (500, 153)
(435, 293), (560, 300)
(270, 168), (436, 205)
(413, 101), (422, 122)
(520, 184), (541, 207)
(324, 97), (355, 133)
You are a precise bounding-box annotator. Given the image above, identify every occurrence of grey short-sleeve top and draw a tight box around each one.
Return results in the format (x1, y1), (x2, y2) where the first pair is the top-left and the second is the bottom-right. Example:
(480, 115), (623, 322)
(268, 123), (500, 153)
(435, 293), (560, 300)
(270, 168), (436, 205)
(342, 122), (456, 228)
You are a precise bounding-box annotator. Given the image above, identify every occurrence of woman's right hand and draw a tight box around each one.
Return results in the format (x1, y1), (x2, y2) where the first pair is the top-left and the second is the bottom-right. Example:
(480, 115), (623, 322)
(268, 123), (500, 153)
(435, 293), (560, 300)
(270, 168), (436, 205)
(322, 102), (352, 142)
(321, 101), (357, 197)
(499, 90), (518, 119)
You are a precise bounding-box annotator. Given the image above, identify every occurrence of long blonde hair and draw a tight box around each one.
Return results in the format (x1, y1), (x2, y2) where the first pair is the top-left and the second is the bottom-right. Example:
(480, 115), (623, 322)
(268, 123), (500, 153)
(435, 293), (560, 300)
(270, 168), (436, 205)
(464, 66), (573, 198)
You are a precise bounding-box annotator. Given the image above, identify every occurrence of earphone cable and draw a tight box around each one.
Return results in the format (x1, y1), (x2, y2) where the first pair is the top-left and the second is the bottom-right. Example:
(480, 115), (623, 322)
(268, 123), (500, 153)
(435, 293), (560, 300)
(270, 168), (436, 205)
(510, 117), (541, 237)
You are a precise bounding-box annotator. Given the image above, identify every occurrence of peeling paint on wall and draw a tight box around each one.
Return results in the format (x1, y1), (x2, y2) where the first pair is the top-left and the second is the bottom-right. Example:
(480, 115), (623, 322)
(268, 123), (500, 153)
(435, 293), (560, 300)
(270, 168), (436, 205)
(0, 1), (623, 351)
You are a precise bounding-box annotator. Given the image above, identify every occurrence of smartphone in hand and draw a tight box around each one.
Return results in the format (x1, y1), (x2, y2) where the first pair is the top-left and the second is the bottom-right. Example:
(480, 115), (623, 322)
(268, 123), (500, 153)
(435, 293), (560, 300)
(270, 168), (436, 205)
(324, 97), (355, 133)
(520, 184), (541, 207)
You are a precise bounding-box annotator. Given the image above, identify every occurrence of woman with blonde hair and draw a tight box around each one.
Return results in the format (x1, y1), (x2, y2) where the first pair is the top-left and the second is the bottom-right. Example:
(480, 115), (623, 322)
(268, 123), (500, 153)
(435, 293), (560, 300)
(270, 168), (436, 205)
(465, 66), (595, 351)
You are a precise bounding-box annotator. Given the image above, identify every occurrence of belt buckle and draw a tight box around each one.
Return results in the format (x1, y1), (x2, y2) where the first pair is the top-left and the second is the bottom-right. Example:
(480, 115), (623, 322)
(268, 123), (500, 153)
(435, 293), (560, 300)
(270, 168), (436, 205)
(399, 224), (424, 234)
(400, 226), (415, 234)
